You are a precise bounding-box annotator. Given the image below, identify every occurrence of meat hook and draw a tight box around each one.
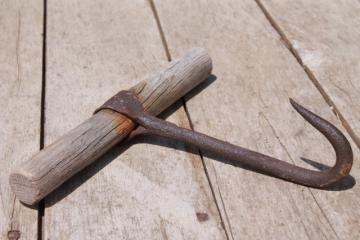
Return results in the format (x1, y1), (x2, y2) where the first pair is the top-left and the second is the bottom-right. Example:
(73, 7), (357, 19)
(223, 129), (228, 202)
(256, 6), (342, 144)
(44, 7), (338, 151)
(96, 91), (353, 188)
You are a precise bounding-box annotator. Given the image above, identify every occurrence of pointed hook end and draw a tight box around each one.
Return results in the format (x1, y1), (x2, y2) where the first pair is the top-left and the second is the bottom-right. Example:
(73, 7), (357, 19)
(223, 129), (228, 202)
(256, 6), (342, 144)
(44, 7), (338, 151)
(288, 97), (353, 187)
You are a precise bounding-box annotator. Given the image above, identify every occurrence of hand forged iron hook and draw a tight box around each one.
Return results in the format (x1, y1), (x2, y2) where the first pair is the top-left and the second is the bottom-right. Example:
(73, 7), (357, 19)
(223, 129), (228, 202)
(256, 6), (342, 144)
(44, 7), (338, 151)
(95, 91), (353, 188)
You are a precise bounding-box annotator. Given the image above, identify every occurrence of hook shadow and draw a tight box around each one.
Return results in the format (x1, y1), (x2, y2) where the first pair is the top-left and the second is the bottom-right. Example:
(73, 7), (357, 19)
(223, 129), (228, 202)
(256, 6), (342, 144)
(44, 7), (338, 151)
(300, 157), (356, 191)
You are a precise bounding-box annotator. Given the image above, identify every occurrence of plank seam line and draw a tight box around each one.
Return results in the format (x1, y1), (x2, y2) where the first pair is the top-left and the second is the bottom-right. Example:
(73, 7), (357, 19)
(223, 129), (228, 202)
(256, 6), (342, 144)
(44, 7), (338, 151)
(254, 0), (360, 150)
(308, 191), (340, 240)
(148, 0), (171, 61)
(182, 99), (233, 240)
(209, 162), (235, 240)
(260, 112), (338, 239)
(148, 1), (232, 238)
(38, 0), (47, 239)
(148, 1), (244, 238)
(254, 1), (343, 238)
(148, 0), (234, 236)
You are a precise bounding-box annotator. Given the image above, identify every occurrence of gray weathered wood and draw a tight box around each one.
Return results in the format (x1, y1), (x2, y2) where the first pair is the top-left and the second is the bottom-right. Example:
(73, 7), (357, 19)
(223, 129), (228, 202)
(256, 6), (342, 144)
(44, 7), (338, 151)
(10, 48), (212, 205)
(154, 0), (360, 239)
(255, 1), (360, 238)
(258, 0), (360, 149)
(0, 0), (43, 238)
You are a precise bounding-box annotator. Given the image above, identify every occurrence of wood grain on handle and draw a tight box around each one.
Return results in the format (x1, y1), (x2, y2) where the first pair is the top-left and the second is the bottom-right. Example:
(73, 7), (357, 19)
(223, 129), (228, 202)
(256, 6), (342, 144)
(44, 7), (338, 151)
(10, 48), (212, 205)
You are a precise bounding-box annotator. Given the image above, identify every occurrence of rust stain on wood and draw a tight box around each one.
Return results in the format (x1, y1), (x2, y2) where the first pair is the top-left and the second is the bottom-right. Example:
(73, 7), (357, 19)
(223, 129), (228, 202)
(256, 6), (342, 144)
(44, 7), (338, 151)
(196, 212), (209, 222)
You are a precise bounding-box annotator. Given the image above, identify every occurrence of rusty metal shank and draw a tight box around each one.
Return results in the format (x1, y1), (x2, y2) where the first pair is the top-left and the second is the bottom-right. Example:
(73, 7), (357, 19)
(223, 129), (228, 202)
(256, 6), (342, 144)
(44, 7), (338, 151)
(96, 91), (353, 188)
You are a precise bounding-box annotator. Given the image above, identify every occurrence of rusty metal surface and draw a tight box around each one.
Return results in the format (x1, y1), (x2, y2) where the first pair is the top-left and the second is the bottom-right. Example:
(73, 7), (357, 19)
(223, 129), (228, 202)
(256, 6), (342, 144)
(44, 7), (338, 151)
(96, 90), (353, 188)
(94, 90), (143, 118)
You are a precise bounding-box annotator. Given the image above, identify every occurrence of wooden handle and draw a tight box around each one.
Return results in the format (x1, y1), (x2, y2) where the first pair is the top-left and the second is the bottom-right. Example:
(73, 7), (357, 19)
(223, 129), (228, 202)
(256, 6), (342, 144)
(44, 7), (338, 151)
(10, 48), (212, 205)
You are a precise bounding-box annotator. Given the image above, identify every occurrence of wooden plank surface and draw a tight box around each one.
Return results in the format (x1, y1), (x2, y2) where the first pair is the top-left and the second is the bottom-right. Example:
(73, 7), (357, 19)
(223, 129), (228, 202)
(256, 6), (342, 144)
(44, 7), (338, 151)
(154, 0), (360, 239)
(44, 1), (225, 239)
(257, 0), (360, 148)
(0, 0), (43, 239)
(2, 0), (357, 239)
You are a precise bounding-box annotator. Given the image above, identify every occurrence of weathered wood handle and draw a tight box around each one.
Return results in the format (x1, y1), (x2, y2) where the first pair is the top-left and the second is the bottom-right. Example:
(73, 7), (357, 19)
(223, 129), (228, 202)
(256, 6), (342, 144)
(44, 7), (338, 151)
(10, 48), (212, 205)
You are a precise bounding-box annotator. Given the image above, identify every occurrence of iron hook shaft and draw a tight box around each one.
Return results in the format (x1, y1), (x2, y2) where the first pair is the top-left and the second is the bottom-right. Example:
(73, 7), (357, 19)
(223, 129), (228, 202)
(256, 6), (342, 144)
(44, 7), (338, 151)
(97, 91), (353, 188)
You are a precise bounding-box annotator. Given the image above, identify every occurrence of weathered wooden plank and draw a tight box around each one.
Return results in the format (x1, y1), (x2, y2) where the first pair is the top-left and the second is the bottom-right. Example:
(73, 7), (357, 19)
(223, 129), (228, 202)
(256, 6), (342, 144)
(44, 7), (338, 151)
(44, 0), (226, 239)
(257, 0), (360, 148)
(0, 0), (43, 239)
(154, 0), (360, 239)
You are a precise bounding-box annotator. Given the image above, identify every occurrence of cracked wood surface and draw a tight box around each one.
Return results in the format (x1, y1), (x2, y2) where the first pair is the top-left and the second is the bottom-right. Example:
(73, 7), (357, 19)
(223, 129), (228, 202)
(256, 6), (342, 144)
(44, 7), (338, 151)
(154, 0), (360, 239)
(0, 0), (42, 239)
(43, 1), (225, 239)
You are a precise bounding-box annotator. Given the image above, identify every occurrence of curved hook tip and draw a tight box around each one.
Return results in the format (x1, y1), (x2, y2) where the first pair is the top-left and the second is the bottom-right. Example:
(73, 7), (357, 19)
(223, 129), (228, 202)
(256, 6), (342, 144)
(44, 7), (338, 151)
(288, 97), (353, 187)
(289, 98), (303, 113)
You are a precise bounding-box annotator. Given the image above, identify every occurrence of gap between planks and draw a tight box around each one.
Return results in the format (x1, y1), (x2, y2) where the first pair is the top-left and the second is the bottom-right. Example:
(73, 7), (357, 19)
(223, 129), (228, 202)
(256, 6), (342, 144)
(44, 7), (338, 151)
(254, 0), (351, 237)
(181, 98), (234, 240)
(255, 0), (360, 150)
(38, 0), (47, 239)
(148, 0), (231, 239)
(148, 0), (171, 61)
